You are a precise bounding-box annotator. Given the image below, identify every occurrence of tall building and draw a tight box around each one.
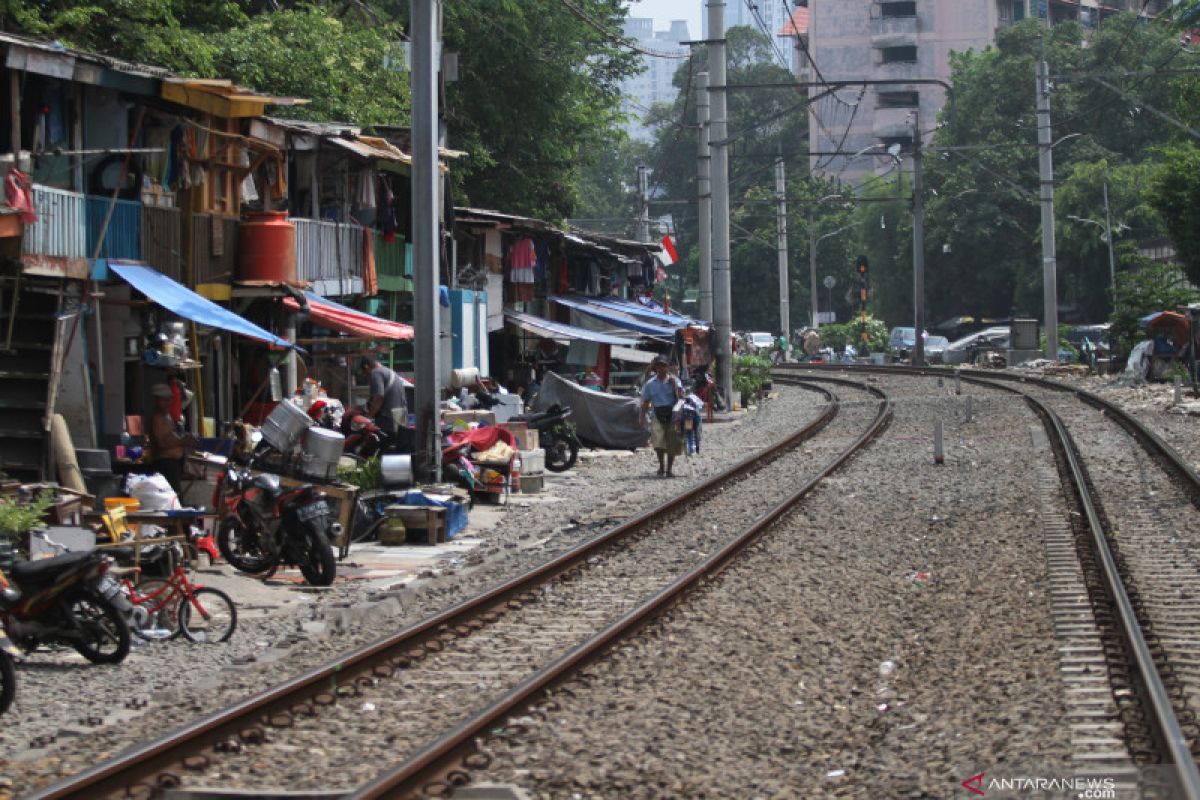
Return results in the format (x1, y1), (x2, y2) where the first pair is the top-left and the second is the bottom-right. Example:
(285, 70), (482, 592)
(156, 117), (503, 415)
(793, 0), (1174, 185)
(619, 18), (691, 141)
(703, 0), (797, 59)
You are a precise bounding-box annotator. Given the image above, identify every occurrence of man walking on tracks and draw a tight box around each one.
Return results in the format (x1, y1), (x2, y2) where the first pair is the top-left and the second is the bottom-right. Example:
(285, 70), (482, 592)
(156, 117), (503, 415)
(639, 355), (684, 478)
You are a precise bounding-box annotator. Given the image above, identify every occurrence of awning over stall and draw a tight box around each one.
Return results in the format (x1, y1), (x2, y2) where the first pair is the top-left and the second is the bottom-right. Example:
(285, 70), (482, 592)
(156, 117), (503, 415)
(548, 295), (676, 338)
(581, 295), (703, 327)
(283, 291), (414, 340)
(504, 310), (637, 346)
(109, 261), (297, 349)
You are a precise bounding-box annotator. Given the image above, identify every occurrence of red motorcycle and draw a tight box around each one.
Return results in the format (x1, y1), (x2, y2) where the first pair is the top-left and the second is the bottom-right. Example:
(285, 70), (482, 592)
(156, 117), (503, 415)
(213, 450), (340, 586)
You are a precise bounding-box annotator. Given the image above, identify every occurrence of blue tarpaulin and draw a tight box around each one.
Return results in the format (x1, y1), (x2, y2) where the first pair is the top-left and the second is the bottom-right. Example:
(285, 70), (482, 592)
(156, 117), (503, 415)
(504, 310), (640, 346)
(109, 261), (297, 350)
(549, 295), (675, 338)
(402, 491), (468, 540)
(579, 295), (704, 327)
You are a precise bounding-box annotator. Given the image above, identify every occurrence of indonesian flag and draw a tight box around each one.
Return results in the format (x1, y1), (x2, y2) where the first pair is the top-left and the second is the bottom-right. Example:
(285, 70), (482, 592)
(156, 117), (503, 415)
(660, 234), (679, 266)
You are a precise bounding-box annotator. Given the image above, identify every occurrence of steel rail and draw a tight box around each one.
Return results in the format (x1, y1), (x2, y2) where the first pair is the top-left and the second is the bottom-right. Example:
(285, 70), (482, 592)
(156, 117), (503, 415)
(351, 377), (892, 798)
(775, 363), (1200, 497)
(778, 363), (1200, 796)
(29, 384), (841, 800)
(1019, 390), (1200, 799)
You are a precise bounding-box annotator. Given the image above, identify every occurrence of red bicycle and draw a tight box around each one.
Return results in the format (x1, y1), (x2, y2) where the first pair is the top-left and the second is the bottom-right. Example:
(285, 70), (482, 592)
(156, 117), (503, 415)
(116, 562), (237, 644)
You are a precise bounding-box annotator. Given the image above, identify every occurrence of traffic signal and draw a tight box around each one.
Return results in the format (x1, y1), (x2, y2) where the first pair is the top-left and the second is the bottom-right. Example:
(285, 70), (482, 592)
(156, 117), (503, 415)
(856, 255), (869, 305)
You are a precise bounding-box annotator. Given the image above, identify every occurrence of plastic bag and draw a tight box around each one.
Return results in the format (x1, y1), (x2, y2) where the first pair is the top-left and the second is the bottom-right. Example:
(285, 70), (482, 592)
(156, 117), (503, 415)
(126, 473), (180, 511)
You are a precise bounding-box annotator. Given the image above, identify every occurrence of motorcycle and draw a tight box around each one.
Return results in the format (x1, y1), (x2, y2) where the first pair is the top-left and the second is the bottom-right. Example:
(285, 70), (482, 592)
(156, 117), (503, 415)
(0, 619), (22, 714)
(213, 449), (341, 586)
(510, 404), (580, 473)
(0, 549), (132, 664)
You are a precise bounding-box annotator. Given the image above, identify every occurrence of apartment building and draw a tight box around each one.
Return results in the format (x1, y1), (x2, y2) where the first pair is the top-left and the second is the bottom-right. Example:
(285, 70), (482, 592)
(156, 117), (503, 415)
(795, 0), (1174, 185)
(619, 18), (691, 141)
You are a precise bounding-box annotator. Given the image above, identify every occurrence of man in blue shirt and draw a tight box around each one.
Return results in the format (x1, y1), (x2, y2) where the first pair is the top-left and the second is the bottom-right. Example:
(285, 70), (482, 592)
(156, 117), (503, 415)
(639, 355), (684, 477)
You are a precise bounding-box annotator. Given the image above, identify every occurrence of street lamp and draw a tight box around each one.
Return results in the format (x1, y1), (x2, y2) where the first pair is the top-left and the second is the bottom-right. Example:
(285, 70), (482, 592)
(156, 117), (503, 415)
(808, 193), (855, 330)
(1066, 183), (1125, 301)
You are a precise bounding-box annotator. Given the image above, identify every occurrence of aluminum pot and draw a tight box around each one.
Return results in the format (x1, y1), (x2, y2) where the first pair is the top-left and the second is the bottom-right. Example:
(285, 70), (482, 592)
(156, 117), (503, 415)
(303, 427), (344, 480)
(380, 454), (413, 487)
(260, 400), (313, 453)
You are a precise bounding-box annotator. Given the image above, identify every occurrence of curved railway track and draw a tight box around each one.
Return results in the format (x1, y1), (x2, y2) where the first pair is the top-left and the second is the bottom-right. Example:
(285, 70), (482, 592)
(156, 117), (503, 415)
(27, 378), (890, 800)
(780, 363), (1200, 797)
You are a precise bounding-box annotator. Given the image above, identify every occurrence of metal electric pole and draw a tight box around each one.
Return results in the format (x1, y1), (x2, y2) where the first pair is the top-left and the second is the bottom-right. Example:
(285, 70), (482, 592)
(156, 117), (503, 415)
(412, 0), (441, 483)
(912, 113), (926, 367)
(696, 71), (713, 323)
(708, 0), (734, 409)
(637, 164), (650, 243)
(1102, 181), (1116, 296)
(775, 151), (789, 339)
(1037, 54), (1059, 361)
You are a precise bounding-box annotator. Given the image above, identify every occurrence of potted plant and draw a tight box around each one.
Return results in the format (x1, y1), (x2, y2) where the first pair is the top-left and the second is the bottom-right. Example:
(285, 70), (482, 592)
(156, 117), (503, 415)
(0, 491), (54, 573)
(733, 354), (771, 408)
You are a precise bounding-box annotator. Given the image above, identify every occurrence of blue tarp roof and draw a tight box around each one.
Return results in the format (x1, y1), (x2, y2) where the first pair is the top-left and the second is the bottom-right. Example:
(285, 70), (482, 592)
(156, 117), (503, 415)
(549, 295), (676, 338)
(578, 295), (704, 327)
(109, 261), (297, 350)
(504, 310), (640, 346)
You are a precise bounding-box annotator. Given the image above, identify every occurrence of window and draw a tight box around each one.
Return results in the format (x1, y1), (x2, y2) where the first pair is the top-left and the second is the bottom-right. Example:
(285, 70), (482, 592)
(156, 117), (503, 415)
(1013, 0), (1026, 21)
(878, 91), (919, 108)
(881, 1), (917, 17)
(881, 46), (918, 63)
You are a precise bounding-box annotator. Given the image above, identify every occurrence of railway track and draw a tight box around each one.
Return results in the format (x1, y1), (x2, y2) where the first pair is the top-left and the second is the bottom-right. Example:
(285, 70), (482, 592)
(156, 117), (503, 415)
(27, 378), (890, 800)
(780, 363), (1200, 797)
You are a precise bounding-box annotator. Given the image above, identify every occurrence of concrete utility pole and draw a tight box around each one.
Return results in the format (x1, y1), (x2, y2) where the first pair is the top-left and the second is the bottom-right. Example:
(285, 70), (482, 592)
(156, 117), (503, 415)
(708, 0), (734, 409)
(1037, 55), (1059, 362)
(775, 151), (789, 338)
(696, 71), (713, 323)
(1102, 181), (1116, 295)
(412, 0), (441, 483)
(636, 164), (651, 243)
(912, 112), (926, 368)
(808, 210), (819, 330)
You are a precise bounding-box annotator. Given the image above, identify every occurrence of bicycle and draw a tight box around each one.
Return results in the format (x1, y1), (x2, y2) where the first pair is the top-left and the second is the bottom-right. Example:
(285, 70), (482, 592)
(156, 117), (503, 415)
(115, 561), (237, 644)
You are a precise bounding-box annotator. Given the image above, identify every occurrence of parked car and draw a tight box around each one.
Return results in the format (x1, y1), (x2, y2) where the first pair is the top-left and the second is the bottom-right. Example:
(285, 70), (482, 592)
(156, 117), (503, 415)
(747, 331), (775, 353)
(943, 326), (1010, 366)
(889, 327), (916, 360)
(923, 335), (950, 364)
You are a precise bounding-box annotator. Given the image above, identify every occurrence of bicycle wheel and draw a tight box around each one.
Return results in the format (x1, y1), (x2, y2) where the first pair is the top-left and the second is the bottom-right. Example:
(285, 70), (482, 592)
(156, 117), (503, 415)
(177, 587), (237, 643)
(129, 580), (183, 641)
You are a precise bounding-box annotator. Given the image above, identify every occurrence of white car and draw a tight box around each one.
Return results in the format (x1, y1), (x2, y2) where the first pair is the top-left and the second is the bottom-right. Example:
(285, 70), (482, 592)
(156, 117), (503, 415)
(747, 332), (775, 352)
(943, 327), (1010, 366)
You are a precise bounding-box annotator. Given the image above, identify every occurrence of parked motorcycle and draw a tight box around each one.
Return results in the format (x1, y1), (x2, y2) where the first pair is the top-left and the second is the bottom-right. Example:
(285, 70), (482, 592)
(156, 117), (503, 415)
(0, 619), (22, 714)
(511, 404), (580, 473)
(213, 449), (341, 586)
(0, 549), (132, 664)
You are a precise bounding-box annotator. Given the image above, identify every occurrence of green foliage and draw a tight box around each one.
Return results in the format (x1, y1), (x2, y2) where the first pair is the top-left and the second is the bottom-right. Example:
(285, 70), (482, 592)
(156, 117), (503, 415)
(818, 323), (848, 353)
(818, 316), (889, 356)
(337, 456), (382, 492)
(1109, 261), (1200, 352)
(0, 491), (54, 541)
(1148, 144), (1200, 289)
(732, 353), (771, 400)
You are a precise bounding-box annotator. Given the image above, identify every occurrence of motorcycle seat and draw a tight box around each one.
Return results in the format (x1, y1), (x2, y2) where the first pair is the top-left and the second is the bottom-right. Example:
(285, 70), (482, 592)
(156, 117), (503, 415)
(10, 551), (94, 585)
(251, 474), (284, 497)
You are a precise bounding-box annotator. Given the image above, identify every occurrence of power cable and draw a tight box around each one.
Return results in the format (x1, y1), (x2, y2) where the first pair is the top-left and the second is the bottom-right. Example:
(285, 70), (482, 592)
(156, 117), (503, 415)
(558, 0), (689, 59)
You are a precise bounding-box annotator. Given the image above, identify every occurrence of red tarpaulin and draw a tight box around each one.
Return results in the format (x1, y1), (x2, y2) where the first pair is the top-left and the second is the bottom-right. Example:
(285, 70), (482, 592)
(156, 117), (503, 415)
(284, 291), (413, 340)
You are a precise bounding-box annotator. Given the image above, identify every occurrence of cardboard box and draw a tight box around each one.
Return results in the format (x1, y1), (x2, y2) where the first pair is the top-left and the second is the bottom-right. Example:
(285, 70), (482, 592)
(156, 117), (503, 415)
(443, 410), (496, 430)
(383, 504), (447, 544)
(501, 422), (539, 452)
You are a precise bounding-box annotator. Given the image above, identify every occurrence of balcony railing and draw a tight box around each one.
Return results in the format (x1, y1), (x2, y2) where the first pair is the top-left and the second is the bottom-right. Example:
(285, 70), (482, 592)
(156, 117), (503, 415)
(22, 185), (86, 259)
(871, 15), (918, 39)
(86, 195), (142, 261)
(295, 218), (365, 297)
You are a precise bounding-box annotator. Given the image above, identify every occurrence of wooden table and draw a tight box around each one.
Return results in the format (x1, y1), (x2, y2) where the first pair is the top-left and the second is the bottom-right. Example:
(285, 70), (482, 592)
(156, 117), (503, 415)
(83, 509), (211, 566)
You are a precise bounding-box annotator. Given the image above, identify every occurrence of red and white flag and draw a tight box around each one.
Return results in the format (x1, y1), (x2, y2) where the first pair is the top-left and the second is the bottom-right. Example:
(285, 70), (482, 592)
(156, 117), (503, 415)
(660, 234), (679, 266)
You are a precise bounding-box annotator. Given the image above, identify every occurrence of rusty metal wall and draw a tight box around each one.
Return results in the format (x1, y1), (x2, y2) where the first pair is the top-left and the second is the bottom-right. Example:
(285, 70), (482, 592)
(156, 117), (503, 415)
(142, 206), (183, 282)
(191, 214), (239, 285)
(22, 186), (87, 258)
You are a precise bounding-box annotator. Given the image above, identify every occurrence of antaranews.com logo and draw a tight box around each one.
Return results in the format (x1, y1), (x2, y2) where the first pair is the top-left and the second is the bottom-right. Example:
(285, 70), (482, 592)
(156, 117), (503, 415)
(961, 772), (1118, 798)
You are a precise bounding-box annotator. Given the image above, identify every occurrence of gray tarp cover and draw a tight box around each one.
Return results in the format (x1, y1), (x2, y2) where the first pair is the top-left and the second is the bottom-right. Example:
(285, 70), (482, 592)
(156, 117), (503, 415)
(535, 371), (649, 449)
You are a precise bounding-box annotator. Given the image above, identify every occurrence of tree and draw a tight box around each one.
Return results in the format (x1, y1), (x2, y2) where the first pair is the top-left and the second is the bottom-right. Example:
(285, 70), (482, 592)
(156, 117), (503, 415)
(1148, 145), (1200, 288)
(440, 0), (641, 221)
(1109, 260), (1199, 351)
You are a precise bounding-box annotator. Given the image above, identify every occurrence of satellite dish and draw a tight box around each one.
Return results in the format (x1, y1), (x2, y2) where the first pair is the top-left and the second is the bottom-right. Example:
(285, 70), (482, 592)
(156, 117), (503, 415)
(823, 275), (836, 289)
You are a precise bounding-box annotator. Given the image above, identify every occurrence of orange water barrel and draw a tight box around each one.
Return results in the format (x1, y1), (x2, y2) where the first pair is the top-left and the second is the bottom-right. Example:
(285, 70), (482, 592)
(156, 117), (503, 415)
(238, 211), (296, 283)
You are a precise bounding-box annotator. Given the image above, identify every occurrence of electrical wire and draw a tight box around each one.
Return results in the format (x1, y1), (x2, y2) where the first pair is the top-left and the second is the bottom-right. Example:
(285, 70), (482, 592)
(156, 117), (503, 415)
(558, 0), (689, 59)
